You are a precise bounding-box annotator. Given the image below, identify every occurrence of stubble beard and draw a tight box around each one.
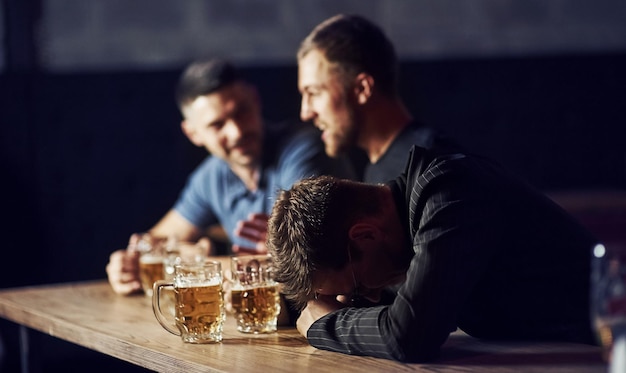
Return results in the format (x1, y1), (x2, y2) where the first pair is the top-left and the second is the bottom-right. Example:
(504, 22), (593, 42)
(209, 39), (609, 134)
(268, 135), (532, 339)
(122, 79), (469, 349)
(327, 108), (359, 158)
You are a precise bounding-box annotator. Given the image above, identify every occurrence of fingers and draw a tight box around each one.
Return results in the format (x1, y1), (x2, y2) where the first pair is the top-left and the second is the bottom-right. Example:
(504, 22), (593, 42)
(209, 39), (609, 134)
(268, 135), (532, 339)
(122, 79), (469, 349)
(247, 213), (269, 223)
(127, 232), (144, 251)
(236, 226), (267, 241)
(296, 306), (316, 336)
(233, 214), (270, 255)
(336, 294), (352, 305)
(222, 271), (233, 313)
(234, 222), (268, 243)
(106, 250), (142, 295)
(128, 232), (161, 253)
(238, 214), (269, 232)
(254, 242), (269, 254)
(196, 237), (213, 256)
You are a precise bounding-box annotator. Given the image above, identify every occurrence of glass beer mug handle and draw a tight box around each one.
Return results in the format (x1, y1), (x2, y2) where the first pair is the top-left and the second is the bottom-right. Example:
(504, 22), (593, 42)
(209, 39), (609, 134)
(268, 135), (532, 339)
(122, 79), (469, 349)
(152, 280), (180, 336)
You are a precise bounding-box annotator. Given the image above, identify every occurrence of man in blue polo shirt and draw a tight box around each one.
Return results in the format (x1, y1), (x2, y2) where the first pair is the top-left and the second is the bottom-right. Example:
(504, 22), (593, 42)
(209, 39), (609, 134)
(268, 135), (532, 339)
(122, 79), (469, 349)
(106, 58), (354, 295)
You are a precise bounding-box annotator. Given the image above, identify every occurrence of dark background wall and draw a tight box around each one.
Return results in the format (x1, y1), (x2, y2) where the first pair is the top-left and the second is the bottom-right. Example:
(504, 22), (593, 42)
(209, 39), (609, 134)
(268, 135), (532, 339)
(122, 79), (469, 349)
(3, 54), (624, 289)
(1, 1), (625, 371)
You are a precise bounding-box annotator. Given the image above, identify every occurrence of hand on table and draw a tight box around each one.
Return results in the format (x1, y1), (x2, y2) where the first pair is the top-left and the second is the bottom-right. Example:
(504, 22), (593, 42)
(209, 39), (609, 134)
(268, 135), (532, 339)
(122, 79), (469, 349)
(296, 294), (347, 336)
(106, 248), (141, 295)
(232, 213), (269, 254)
(105, 232), (155, 295)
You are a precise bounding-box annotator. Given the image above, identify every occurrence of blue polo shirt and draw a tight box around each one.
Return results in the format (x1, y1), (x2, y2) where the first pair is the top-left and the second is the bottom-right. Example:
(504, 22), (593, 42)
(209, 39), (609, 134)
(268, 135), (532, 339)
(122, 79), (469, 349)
(173, 121), (354, 251)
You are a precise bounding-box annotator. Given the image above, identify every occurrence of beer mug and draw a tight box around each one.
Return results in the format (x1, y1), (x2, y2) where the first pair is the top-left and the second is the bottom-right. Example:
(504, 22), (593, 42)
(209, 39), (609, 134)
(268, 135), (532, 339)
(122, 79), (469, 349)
(133, 233), (166, 297)
(230, 254), (280, 333)
(152, 260), (225, 343)
(161, 240), (210, 315)
(163, 239), (211, 281)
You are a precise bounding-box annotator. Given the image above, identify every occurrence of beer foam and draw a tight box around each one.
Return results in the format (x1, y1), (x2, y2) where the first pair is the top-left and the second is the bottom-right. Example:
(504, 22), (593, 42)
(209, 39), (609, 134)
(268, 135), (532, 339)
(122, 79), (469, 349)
(177, 278), (222, 288)
(139, 255), (164, 264)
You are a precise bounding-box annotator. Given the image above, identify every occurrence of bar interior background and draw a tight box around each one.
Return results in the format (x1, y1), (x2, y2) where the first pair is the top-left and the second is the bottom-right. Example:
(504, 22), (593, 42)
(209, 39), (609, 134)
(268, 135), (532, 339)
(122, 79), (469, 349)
(1, 1), (625, 371)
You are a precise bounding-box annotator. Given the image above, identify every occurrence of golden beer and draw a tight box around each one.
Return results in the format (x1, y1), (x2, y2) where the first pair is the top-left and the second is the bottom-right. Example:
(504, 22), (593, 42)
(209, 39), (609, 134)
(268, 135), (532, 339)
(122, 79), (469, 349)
(139, 255), (164, 297)
(231, 284), (280, 333)
(175, 283), (225, 343)
(595, 317), (626, 362)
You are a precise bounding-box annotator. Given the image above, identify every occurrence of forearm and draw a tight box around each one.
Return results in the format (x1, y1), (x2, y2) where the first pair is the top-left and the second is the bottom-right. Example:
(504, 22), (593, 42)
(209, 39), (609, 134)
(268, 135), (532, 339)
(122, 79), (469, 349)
(306, 301), (449, 362)
(149, 209), (204, 242)
(307, 306), (405, 359)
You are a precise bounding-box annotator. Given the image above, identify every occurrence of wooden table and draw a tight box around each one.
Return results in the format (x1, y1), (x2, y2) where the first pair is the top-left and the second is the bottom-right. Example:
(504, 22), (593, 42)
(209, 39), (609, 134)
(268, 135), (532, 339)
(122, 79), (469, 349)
(0, 280), (606, 373)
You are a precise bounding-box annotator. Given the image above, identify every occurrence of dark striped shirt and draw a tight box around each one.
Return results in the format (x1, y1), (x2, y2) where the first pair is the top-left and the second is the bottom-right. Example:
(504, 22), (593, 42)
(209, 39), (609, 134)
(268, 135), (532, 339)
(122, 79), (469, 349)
(308, 146), (596, 362)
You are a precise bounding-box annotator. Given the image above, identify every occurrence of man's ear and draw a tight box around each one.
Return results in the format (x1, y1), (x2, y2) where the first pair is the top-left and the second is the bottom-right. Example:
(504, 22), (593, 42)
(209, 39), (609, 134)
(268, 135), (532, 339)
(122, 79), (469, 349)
(348, 223), (381, 243)
(353, 73), (374, 105)
(181, 120), (203, 147)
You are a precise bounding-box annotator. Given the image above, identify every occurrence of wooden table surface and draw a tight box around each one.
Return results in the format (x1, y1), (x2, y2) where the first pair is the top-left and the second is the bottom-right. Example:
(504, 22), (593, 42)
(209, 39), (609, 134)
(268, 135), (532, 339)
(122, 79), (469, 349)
(0, 279), (606, 373)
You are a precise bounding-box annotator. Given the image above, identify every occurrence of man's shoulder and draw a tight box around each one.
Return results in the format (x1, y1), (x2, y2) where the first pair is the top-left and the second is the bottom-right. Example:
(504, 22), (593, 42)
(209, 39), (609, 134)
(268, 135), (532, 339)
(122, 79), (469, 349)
(381, 123), (457, 168)
(400, 122), (465, 152)
(402, 144), (471, 182)
(398, 123), (437, 148)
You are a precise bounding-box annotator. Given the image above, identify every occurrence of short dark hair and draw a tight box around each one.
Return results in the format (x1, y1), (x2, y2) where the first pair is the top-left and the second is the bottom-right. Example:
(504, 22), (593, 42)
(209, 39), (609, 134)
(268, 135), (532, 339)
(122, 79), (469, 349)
(298, 14), (399, 97)
(174, 59), (241, 110)
(267, 175), (383, 309)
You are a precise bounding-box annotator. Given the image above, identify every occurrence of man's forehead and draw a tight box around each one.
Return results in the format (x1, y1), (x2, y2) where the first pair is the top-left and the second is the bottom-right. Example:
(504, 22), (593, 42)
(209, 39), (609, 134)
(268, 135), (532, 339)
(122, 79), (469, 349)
(298, 50), (333, 86)
(181, 89), (243, 124)
(182, 94), (222, 119)
(187, 95), (217, 111)
(193, 81), (250, 105)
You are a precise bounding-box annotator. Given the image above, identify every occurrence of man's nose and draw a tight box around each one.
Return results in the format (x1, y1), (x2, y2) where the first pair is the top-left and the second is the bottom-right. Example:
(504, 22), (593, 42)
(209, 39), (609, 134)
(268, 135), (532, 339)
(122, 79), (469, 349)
(300, 97), (314, 122)
(222, 119), (244, 140)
